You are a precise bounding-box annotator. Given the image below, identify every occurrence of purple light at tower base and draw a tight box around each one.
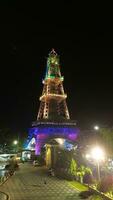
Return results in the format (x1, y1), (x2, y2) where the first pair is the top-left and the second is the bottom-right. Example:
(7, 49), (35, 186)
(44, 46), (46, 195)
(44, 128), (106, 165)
(35, 143), (41, 155)
(26, 126), (79, 155)
(68, 133), (78, 140)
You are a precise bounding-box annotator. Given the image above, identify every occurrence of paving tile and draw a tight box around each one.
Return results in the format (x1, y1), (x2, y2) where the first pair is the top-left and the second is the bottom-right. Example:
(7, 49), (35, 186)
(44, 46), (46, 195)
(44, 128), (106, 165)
(0, 163), (83, 200)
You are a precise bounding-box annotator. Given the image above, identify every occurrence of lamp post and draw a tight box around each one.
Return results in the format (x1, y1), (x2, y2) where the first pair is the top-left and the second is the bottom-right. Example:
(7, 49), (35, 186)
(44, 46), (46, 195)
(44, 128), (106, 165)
(91, 146), (104, 181)
(93, 125), (99, 143)
(13, 140), (18, 153)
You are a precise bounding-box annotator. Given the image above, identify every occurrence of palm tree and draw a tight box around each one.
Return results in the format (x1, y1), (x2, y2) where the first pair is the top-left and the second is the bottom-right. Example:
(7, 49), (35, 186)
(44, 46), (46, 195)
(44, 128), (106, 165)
(77, 166), (92, 184)
(77, 165), (86, 183)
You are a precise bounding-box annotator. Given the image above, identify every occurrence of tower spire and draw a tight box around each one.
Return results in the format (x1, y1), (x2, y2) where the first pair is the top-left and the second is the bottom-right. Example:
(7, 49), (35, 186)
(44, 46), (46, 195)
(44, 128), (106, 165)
(45, 49), (61, 79)
(49, 48), (57, 56)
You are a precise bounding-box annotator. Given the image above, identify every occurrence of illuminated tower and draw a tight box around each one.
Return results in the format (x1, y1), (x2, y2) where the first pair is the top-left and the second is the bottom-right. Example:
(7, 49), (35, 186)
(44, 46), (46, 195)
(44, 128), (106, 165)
(37, 49), (70, 120)
(27, 50), (79, 155)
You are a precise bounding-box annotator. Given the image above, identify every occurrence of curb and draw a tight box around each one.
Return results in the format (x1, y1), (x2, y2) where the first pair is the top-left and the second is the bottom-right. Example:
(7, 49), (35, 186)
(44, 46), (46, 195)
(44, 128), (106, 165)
(89, 186), (113, 200)
(0, 172), (13, 200)
(0, 173), (12, 186)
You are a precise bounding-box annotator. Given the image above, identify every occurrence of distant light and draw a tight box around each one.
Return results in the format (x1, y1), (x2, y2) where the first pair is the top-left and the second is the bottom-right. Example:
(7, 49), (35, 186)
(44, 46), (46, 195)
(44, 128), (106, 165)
(94, 125), (99, 130)
(13, 140), (18, 145)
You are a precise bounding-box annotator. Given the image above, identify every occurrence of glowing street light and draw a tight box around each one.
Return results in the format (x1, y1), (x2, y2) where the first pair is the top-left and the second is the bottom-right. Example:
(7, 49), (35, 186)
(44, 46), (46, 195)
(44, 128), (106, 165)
(91, 146), (104, 161)
(13, 140), (18, 145)
(94, 125), (99, 130)
(91, 146), (105, 181)
(13, 140), (19, 153)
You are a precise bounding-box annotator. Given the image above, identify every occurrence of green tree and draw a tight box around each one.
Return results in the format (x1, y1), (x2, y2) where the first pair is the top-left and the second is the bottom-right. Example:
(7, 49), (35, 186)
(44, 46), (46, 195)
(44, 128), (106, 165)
(77, 165), (86, 183)
(98, 128), (113, 155)
(68, 158), (77, 178)
(77, 166), (92, 184)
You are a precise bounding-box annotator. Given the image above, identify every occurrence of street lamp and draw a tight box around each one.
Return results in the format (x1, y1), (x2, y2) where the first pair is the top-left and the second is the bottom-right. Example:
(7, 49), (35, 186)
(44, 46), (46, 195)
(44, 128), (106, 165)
(94, 125), (99, 130)
(94, 125), (99, 143)
(13, 140), (18, 153)
(13, 140), (18, 145)
(91, 146), (104, 181)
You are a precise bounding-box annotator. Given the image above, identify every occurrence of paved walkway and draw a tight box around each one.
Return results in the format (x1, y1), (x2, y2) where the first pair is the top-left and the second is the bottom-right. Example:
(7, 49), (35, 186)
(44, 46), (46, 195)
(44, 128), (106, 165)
(0, 163), (83, 200)
(0, 192), (7, 200)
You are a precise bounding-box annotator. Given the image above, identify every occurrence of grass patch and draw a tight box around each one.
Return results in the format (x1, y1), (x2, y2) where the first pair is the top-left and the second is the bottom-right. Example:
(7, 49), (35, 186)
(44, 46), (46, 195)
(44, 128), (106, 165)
(68, 181), (88, 191)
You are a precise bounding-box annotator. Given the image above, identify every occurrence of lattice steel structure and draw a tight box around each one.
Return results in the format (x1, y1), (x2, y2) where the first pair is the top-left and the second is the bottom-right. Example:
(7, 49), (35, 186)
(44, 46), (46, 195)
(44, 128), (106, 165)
(26, 50), (79, 155)
(37, 49), (70, 120)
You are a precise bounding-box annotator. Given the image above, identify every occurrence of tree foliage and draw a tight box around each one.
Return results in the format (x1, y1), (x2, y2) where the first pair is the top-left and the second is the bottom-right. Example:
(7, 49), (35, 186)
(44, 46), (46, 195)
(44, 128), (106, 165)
(98, 128), (113, 154)
(68, 158), (77, 177)
(77, 165), (92, 183)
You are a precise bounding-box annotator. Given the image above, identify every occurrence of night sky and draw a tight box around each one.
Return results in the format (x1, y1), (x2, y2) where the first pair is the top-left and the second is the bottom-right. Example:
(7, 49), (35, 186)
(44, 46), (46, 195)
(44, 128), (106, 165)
(0, 3), (113, 133)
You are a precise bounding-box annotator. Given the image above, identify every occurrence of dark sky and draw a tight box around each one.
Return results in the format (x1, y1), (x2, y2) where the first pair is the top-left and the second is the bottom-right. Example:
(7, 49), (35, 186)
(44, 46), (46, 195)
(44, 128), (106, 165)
(0, 3), (113, 132)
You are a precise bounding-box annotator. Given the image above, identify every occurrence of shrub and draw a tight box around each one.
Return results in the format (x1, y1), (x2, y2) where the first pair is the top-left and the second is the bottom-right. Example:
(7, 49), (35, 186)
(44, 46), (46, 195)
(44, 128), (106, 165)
(68, 158), (77, 178)
(83, 173), (94, 185)
(79, 190), (93, 199)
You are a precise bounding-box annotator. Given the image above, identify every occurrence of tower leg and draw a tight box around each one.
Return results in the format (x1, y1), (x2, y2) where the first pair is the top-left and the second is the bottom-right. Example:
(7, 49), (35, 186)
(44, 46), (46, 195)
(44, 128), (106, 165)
(35, 142), (42, 155)
(35, 134), (49, 155)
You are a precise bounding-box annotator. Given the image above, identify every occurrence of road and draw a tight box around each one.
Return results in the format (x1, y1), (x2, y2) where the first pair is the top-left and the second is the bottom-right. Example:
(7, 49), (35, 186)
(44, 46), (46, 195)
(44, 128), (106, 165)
(1, 163), (84, 200)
